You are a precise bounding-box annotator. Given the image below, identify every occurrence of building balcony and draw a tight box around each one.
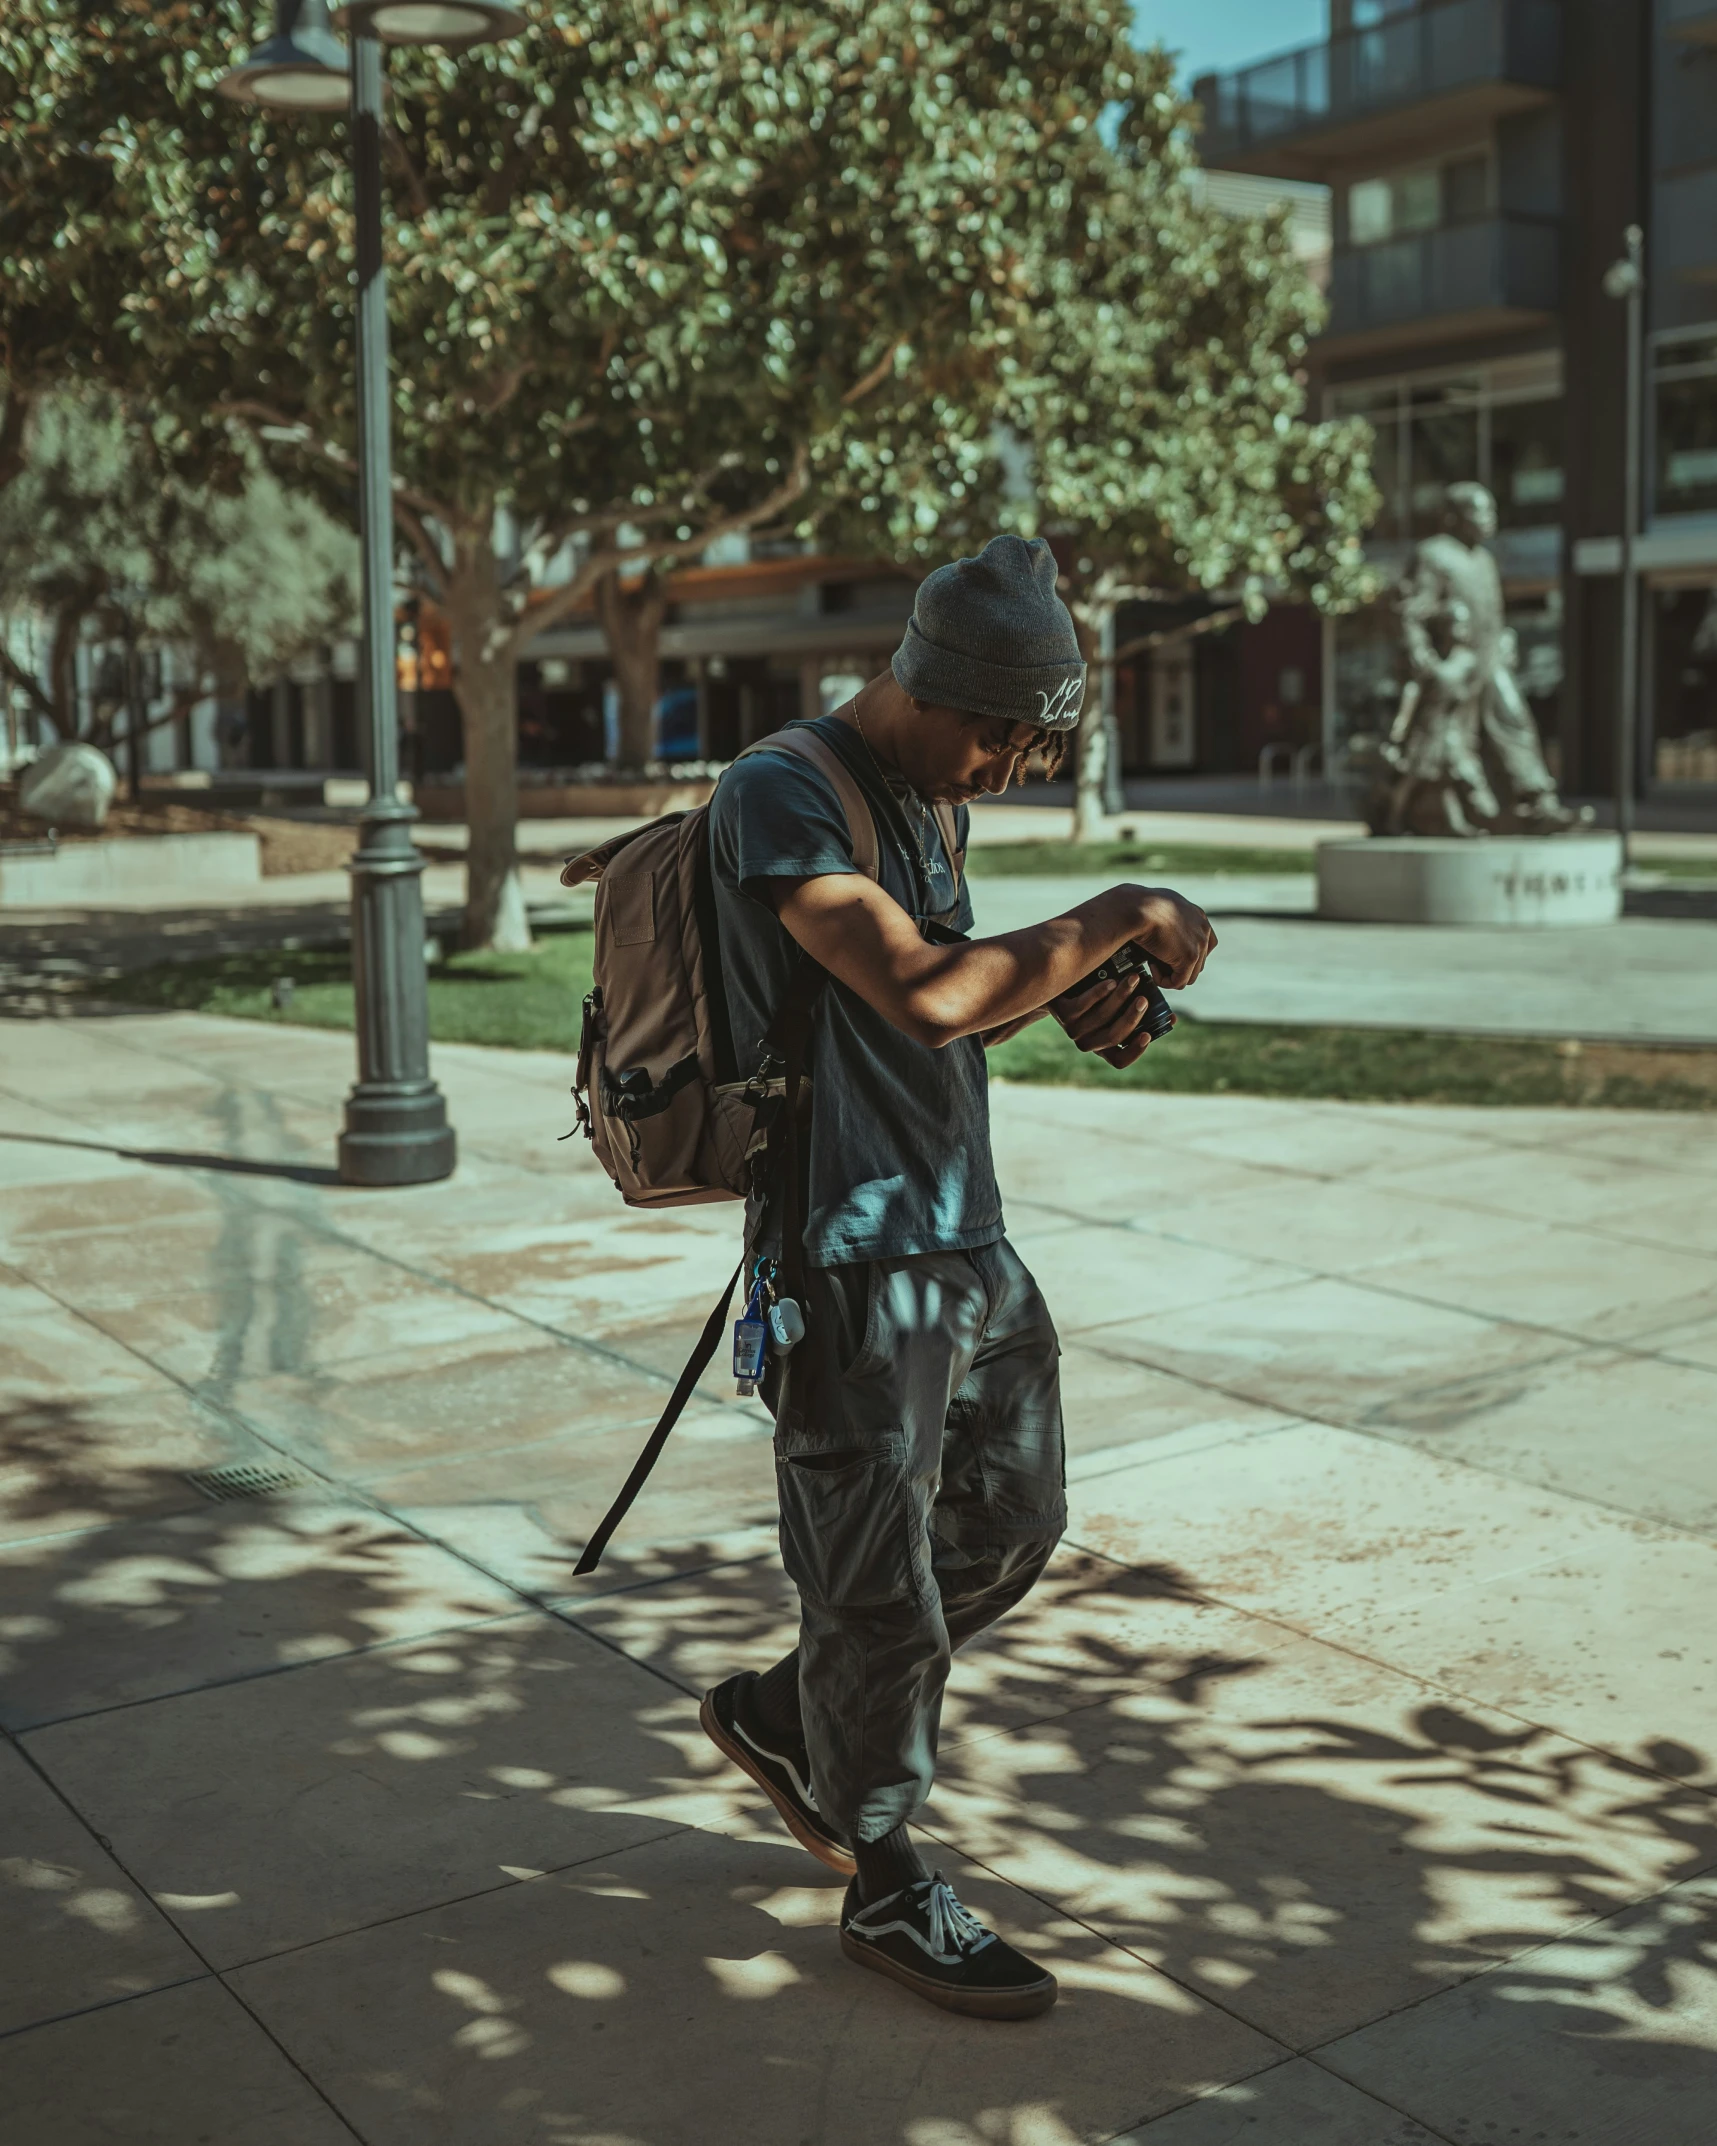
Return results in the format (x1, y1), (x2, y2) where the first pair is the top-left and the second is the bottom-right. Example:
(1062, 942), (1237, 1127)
(1666, 0), (1717, 46)
(1193, 0), (1563, 181)
(1324, 215), (1560, 359)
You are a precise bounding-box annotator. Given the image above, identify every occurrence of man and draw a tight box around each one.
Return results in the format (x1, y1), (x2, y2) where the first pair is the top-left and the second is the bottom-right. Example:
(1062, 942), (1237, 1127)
(699, 534), (1215, 2019)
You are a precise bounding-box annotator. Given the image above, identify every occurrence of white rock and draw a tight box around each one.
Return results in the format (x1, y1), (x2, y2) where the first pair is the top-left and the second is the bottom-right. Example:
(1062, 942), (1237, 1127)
(17, 743), (118, 830)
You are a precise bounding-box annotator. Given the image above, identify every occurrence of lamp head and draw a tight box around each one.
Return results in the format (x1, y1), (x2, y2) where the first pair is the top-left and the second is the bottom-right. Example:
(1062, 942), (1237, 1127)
(218, 0), (349, 110)
(334, 0), (525, 46)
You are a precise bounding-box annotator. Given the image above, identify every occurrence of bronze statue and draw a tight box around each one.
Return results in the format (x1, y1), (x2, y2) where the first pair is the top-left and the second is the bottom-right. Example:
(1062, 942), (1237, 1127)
(1367, 481), (1588, 837)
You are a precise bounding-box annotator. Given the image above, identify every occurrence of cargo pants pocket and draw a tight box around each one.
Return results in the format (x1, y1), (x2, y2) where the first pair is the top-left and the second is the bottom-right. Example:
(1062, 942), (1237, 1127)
(775, 1430), (920, 1610)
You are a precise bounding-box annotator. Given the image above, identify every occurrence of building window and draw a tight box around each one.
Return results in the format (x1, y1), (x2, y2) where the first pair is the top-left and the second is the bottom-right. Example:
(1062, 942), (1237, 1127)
(1343, 150), (1490, 248)
(1653, 327), (1717, 522)
(1490, 394), (1565, 526)
(1331, 352), (1563, 543)
(1407, 376), (1482, 526)
(1348, 167), (1438, 246)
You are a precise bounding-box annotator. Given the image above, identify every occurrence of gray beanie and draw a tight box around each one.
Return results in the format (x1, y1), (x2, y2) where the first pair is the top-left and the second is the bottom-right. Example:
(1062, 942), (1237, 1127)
(891, 534), (1086, 730)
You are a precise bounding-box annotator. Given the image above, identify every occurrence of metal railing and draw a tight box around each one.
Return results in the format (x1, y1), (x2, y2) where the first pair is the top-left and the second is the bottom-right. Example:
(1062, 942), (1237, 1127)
(1328, 214), (1560, 337)
(1195, 0), (1562, 158)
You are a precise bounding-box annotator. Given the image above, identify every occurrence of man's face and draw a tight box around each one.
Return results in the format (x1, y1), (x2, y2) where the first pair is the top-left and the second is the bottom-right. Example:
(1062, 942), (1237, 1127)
(899, 706), (1057, 803)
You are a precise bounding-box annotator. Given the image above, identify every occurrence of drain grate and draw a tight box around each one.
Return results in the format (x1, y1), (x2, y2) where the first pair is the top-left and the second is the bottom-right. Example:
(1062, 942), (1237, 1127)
(184, 1461), (317, 1503)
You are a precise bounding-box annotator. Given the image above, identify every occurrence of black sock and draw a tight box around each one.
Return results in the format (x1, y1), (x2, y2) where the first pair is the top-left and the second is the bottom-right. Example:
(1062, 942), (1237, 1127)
(746, 1653), (803, 1748)
(853, 1824), (928, 1905)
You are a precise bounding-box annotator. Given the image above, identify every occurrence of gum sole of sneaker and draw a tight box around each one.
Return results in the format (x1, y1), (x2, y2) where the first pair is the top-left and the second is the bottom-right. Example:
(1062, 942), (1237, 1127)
(841, 1930), (1058, 2020)
(699, 1690), (857, 1876)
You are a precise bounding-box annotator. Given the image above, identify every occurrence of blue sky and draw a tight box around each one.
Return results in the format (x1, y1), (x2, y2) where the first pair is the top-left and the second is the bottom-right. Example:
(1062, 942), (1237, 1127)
(1132, 0), (1325, 82)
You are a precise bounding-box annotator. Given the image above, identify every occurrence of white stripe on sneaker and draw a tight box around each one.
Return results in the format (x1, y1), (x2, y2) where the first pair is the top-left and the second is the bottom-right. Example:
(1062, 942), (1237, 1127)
(734, 1713), (820, 1813)
(849, 1878), (999, 1967)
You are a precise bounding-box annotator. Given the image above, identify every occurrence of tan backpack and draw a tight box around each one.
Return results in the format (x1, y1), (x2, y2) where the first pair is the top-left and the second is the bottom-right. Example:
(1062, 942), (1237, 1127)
(561, 722), (960, 1210)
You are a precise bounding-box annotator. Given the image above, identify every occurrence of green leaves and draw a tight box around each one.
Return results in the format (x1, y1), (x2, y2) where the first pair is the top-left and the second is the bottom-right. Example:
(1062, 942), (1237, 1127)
(2, 0), (1374, 615)
(0, 390), (359, 715)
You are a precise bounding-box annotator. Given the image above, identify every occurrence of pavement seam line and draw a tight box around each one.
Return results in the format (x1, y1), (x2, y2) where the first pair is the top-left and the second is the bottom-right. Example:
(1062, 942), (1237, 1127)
(2, 1730), (373, 2144)
(918, 1773), (1715, 2132)
(1059, 1317), (1717, 1553)
(1050, 1516), (1717, 1811)
(1, 1033), (758, 1418)
(1099, 2055), (1465, 2146)
(1013, 1186), (1717, 1374)
(1291, 1854), (1717, 2076)
(8, 1605), (532, 1734)
(0, 1970), (216, 2048)
(208, 1822), (692, 1981)
(7, 1240), (783, 1712)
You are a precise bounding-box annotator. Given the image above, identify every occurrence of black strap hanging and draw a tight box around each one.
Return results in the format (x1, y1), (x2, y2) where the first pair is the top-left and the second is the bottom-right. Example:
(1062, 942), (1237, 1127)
(573, 952), (826, 1576)
(572, 1259), (744, 1577)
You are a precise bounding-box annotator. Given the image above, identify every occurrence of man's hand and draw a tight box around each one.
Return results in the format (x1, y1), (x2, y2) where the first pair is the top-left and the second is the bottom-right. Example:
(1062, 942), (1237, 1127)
(1052, 972), (1151, 1058)
(1124, 886), (1217, 989)
(1050, 887), (1217, 1064)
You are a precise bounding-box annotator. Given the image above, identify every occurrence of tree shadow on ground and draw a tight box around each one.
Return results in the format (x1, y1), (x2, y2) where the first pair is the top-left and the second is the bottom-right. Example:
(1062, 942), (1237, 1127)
(5, 1394), (1717, 2144)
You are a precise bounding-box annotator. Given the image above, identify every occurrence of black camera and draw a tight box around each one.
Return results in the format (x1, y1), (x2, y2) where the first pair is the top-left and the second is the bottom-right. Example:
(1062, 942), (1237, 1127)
(1084, 941), (1177, 1044)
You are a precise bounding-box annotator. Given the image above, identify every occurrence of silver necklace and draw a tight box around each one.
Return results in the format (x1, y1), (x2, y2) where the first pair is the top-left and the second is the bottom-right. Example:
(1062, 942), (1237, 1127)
(849, 701), (938, 886)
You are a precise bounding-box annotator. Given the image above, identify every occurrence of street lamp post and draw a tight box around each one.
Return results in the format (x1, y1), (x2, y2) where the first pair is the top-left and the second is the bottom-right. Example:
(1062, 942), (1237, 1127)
(221, 0), (522, 1183)
(1603, 224), (1646, 873)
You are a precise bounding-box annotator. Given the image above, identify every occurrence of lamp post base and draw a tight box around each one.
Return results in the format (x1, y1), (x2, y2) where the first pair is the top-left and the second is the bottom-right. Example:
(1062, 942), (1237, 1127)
(338, 1081), (457, 1186)
(338, 797), (457, 1187)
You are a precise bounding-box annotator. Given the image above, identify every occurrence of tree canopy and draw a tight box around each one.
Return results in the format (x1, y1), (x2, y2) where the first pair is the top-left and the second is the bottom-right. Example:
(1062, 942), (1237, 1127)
(0, 391), (359, 753)
(2, 0), (1377, 937)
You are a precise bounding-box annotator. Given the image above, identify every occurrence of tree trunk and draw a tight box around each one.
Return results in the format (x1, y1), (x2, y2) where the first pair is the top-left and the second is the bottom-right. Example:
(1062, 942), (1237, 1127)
(1070, 603), (1109, 844)
(446, 529), (531, 953)
(0, 384), (32, 501)
(594, 567), (668, 769)
(50, 601), (88, 742)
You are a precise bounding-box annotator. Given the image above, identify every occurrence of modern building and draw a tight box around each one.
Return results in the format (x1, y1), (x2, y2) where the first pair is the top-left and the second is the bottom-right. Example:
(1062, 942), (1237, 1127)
(1195, 0), (1717, 804)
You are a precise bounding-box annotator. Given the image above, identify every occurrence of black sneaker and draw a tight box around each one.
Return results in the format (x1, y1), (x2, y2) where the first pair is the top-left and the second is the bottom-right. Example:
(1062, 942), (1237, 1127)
(699, 1673), (855, 1875)
(840, 1871), (1058, 2019)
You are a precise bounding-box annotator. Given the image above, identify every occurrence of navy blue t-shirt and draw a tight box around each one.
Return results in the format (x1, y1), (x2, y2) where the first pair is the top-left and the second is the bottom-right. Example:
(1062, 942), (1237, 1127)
(708, 716), (1004, 1269)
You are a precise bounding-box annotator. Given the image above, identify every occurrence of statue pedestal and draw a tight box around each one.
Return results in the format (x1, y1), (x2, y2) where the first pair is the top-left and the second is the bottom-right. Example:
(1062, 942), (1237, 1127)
(1318, 835), (1624, 926)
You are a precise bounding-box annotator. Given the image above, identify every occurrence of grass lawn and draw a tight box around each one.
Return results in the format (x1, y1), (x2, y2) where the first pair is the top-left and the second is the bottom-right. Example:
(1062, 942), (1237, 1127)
(100, 928), (1717, 1111)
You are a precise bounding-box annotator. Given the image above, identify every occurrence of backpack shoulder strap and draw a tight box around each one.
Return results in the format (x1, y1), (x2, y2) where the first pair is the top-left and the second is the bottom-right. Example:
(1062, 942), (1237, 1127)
(735, 727), (880, 881)
(931, 801), (964, 907)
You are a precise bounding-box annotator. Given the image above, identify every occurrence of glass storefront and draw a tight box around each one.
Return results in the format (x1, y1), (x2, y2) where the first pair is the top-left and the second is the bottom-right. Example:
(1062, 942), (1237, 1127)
(1653, 329), (1717, 519)
(1650, 584), (1717, 786)
(1647, 326), (1717, 784)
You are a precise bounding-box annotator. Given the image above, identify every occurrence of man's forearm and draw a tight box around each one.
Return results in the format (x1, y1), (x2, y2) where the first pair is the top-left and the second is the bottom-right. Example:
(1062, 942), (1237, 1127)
(915, 895), (1147, 1043)
(774, 876), (1169, 1048)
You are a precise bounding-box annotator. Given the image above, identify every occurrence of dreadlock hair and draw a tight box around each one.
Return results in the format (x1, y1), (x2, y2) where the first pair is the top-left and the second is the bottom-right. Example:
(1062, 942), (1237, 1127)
(955, 711), (1075, 783)
(1027, 726), (1074, 781)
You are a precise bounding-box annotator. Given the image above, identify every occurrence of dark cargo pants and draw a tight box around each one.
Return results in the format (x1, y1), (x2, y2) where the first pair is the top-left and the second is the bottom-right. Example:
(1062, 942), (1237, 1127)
(769, 1237), (1065, 1846)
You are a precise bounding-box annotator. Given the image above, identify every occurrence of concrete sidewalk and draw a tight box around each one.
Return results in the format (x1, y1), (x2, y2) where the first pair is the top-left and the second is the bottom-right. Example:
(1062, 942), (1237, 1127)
(2, 1013), (1715, 2145)
(972, 875), (1717, 1045)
